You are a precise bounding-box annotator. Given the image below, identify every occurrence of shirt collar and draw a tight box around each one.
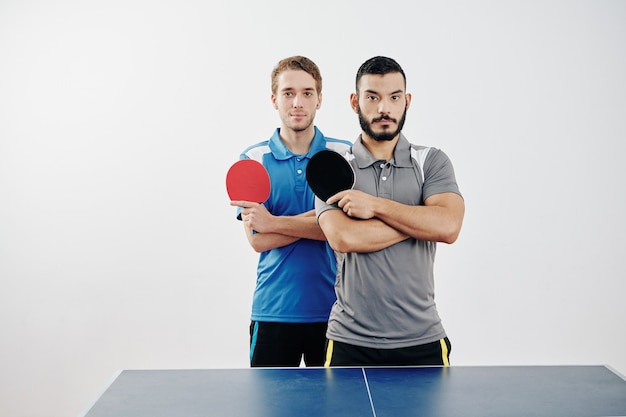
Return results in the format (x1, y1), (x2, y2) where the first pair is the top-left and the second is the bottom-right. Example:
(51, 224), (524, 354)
(352, 133), (413, 168)
(268, 126), (326, 160)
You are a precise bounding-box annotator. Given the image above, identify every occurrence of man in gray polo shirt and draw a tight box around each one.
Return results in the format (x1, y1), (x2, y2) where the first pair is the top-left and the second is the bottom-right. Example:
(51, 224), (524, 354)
(316, 56), (465, 366)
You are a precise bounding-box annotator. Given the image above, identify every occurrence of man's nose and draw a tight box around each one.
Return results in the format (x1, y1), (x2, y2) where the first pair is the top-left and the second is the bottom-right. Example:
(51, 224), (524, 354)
(377, 98), (391, 113)
(292, 94), (304, 107)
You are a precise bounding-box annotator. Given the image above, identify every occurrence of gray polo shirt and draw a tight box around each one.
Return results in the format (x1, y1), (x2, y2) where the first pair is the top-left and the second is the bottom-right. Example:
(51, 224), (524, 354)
(315, 134), (462, 349)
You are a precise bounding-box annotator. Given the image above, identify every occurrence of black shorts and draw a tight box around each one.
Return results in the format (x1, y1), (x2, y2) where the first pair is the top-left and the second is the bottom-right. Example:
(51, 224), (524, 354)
(249, 321), (328, 367)
(325, 337), (452, 367)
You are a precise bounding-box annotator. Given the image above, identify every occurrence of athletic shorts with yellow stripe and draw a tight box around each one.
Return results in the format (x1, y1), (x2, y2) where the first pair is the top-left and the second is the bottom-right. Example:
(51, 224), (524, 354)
(325, 338), (451, 367)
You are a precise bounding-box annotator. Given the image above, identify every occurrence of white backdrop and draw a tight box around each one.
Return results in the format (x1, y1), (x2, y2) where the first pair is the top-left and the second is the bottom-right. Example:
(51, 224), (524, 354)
(1, 1), (625, 416)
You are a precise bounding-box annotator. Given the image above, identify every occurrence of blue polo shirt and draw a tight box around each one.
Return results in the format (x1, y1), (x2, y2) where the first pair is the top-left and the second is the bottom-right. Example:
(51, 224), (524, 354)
(237, 126), (352, 322)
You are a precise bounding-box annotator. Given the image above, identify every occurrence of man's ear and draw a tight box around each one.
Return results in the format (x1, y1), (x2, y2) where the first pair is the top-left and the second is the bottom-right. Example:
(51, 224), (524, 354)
(349, 93), (359, 113)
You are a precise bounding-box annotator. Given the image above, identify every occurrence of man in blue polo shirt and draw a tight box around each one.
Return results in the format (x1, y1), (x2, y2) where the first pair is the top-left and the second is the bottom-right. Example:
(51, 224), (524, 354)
(230, 56), (351, 367)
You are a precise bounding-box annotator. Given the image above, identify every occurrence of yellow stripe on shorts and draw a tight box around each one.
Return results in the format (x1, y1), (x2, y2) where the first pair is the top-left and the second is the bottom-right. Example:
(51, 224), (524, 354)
(324, 340), (334, 367)
(440, 338), (450, 366)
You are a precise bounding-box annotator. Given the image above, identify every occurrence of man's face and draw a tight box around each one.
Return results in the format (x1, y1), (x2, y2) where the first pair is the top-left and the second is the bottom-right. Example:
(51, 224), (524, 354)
(272, 70), (321, 133)
(353, 72), (409, 142)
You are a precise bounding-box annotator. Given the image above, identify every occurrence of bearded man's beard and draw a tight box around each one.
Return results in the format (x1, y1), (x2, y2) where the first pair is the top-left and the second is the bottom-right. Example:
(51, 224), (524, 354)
(357, 106), (407, 142)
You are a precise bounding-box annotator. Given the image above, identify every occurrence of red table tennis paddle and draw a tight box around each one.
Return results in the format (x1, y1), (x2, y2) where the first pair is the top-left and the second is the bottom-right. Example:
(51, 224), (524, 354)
(226, 159), (271, 203)
(306, 150), (355, 201)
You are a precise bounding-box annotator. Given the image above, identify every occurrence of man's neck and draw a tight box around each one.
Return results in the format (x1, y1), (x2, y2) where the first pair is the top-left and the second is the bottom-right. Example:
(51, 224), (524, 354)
(361, 133), (399, 161)
(280, 125), (316, 155)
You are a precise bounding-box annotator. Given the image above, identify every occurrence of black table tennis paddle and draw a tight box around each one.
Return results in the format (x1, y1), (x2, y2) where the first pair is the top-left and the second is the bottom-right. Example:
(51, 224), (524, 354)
(306, 150), (355, 201)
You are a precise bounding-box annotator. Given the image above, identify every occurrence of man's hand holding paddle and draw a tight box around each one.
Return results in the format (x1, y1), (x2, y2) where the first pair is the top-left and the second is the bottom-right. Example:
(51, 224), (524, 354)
(325, 188), (379, 220)
(231, 200), (274, 233)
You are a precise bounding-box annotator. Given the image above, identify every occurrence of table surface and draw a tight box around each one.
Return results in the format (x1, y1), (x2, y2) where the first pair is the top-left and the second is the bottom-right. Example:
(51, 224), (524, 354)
(81, 365), (626, 417)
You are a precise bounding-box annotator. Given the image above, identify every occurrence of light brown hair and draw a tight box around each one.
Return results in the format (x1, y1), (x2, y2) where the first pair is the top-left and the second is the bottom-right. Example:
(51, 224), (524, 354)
(271, 56), (322, 95)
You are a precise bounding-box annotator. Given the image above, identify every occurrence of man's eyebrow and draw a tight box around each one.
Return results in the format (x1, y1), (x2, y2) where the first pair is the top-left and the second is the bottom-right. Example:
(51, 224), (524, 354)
(363, 89), (404, 95)
(280, 87), (316, 92)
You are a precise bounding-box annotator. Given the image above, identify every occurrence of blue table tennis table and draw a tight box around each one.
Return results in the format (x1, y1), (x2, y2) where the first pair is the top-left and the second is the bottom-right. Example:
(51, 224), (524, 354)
(81, 365), (626, 417)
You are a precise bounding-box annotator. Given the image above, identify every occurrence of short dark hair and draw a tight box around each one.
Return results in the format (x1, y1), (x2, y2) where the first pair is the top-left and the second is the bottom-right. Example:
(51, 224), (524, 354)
(355, 56), (406, 91)
(271, 56), (322, 95)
